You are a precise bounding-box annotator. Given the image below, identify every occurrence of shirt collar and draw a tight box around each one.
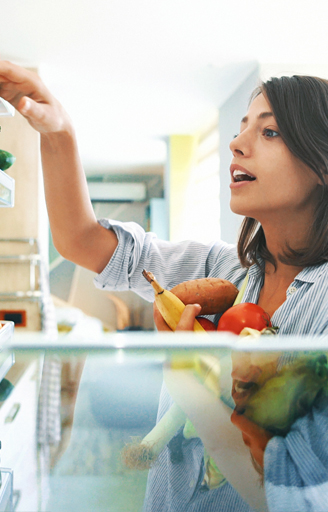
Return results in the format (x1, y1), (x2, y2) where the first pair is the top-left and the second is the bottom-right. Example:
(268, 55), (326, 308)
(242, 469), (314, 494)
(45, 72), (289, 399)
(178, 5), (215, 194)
(248, 257), (265, 279)
(248, 258), (328, 284)
(294, 261), (328, 284)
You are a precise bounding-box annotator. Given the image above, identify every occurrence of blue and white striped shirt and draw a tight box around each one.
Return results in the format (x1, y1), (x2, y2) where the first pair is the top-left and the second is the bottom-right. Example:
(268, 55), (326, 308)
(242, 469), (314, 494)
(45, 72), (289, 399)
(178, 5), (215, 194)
(94, 219), (328, 512)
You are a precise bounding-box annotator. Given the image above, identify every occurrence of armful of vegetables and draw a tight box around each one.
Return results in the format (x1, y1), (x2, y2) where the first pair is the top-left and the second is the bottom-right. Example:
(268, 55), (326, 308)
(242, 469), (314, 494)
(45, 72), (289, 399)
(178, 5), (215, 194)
(122, 271), (328, 491)
(122, 271), (274, 474)
(142, 269), (239, 332)
(142, 269), (276, 334)
(122, 272), (238, 471)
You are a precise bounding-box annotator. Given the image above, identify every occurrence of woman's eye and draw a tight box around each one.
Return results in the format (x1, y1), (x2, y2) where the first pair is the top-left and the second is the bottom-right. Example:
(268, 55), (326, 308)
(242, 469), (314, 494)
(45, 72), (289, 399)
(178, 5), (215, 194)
(233, 133), (239, 139)
(263, 128), (279, 138)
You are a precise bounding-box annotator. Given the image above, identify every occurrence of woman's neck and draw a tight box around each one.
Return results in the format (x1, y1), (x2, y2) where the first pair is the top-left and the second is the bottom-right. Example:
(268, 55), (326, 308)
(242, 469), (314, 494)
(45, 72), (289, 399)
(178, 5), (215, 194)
(258, 219), (310, 281)
(258, 242), (304, 318)
(263, 259), (303, 281)
(260, 212), (311, 266)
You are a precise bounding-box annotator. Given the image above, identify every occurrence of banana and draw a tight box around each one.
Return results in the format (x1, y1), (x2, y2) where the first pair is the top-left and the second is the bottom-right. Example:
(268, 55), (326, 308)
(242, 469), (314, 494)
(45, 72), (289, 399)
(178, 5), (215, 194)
(142, 269), (205, 332)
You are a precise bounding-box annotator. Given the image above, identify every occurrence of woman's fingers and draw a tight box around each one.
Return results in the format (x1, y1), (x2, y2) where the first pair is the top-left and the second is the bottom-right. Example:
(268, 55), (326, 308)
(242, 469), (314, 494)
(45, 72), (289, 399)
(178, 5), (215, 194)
(16, 95), (67, 133)
(176, 304), (201, 331)
(0, 60), (70, 134)
(153, 303), (202, 331)
(0, 61), (46, 104)
(153, 303), (172, 331)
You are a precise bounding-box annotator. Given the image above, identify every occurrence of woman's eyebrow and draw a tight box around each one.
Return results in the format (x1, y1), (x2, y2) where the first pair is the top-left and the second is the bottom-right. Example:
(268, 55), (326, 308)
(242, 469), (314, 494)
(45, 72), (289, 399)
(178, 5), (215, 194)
(241, 112), (274, 123)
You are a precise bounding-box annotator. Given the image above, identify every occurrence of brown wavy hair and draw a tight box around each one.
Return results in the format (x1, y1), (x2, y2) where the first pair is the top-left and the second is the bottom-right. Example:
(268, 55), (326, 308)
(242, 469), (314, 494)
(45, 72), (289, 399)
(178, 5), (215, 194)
(238, 75), (328, 270)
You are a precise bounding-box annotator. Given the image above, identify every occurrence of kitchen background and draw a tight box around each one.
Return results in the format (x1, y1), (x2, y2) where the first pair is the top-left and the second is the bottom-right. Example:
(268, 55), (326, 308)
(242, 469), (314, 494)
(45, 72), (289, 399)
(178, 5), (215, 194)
(1, 0), (328, 332)
(1, 2), (328, 511)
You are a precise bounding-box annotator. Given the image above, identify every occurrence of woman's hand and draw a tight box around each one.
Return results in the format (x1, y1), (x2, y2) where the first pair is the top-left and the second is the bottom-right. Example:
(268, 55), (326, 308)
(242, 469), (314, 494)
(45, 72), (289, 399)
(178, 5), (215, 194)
(230, 410), (273, 468)
(0, 60), (71, 134)
(153, 302), (202, 331)
(0, 59), (119, 274)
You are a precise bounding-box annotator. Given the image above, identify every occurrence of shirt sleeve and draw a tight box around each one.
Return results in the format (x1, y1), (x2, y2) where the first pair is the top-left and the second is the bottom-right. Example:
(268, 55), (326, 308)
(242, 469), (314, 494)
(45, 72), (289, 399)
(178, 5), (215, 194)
(93, 219), (242, 302)
(264, 397), (328, 512)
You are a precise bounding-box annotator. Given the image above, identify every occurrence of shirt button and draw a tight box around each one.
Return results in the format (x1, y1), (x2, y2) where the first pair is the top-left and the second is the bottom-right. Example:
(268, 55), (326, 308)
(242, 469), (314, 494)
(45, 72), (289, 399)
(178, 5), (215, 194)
(288, 286), (297, 294)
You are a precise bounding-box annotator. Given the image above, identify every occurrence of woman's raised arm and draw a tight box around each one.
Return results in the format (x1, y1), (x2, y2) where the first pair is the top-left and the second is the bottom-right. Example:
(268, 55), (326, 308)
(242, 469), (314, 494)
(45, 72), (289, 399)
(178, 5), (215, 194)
(0, 60), (118, 273)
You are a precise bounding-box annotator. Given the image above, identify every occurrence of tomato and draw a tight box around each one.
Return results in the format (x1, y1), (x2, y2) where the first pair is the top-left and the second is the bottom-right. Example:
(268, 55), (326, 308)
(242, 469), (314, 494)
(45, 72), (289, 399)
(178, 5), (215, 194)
(217, 303), (271, 335)
(196, 317), (216, 331)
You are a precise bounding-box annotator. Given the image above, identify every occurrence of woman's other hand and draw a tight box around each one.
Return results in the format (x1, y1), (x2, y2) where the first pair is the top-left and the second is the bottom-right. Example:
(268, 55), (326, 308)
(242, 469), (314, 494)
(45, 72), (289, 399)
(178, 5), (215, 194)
(153, 302), (202, 331)
(0, 60), (71, 134)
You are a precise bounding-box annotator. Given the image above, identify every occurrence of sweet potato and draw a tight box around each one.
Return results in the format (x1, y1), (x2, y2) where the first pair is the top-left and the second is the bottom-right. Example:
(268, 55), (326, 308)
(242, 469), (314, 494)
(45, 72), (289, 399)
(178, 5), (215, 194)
(170, 278), (238, 316)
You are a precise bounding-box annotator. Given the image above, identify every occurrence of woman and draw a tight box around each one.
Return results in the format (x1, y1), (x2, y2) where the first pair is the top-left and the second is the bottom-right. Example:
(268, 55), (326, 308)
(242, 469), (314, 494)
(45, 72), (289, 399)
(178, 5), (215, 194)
(1, 62), (328, 511)
(150, 79), (328, 511)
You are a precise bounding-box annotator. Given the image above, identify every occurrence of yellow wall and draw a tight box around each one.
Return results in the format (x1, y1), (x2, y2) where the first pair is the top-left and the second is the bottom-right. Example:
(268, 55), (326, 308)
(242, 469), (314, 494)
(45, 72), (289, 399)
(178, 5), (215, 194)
(169, 134), (199, 241)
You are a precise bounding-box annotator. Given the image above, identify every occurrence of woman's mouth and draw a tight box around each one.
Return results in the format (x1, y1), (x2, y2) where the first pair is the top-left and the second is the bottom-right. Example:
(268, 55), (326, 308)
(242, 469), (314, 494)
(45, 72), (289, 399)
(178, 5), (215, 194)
(232, 169), (256, 183)
(230, 165), (256, 187)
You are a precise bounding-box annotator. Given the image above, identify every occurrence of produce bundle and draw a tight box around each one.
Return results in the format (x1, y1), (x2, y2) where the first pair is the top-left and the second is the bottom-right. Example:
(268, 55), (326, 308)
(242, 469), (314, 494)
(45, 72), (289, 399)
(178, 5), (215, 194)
(142, 269), (275, 334)
(141, 269), (239, 332)
(122, 272), (328, 489)
(122, 272), (271, 482)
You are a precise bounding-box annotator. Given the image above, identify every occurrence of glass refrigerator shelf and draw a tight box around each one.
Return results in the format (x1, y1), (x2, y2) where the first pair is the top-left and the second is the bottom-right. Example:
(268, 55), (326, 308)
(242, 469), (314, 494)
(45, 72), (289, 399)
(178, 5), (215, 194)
(0, 322), (15, 382)
(0, 170), (14, 207)
(0, 98), (15, 117)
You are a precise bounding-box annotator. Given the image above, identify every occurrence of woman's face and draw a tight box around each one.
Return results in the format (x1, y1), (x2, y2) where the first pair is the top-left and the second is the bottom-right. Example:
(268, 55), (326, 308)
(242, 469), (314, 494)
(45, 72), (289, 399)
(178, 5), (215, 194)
(229, 93), (321, 223)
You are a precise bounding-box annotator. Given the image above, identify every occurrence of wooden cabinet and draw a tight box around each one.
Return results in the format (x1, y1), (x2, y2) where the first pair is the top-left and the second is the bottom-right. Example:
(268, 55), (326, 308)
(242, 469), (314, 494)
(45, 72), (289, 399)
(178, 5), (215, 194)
(0, 107), (43, 240)
(0, 358), (41, 512)
(0, 71), (49, 331)
(0, 97), (46, 509)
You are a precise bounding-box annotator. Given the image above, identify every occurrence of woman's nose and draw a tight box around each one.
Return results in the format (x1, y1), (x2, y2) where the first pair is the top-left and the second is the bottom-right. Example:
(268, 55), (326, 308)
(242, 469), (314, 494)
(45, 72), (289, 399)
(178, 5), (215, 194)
(229, 132), (250, 157)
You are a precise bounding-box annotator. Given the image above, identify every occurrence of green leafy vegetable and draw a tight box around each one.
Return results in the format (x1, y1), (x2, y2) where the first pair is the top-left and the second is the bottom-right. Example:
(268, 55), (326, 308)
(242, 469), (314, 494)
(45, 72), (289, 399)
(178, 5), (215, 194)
(0, 149), (16, 171)
(244, 354), (328, 436)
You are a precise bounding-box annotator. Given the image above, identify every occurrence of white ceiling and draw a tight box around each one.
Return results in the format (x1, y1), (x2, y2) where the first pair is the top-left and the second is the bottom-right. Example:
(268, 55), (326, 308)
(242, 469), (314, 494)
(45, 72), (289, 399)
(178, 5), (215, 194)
(2, 0), (328, 174)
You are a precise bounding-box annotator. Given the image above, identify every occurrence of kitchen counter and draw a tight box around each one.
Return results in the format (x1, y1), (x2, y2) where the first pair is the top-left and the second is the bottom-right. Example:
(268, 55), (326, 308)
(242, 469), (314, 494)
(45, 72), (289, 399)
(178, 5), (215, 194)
(1, 327), (328, 512)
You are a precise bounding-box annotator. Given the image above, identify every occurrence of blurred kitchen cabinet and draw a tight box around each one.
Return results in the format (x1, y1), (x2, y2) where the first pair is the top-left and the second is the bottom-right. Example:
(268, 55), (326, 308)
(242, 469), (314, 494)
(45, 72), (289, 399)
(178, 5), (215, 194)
(0, 358), (41, 512)
(0, 71), (49, 331)
(0, 100), (47, 241)
(0, 239), (43, 330)
(0, 169), (14, 208)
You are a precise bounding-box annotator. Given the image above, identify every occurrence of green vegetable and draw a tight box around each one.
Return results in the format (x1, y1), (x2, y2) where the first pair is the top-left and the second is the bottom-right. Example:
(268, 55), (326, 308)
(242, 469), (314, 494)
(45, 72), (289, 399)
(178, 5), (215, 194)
(121, 402), (186, 470)
(244, 354), (328, 436)
(183, 418), (227, 489)
(0, 378), (14, 401)
(183, 418), (198, 439)
(0, 149), (16, 171)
